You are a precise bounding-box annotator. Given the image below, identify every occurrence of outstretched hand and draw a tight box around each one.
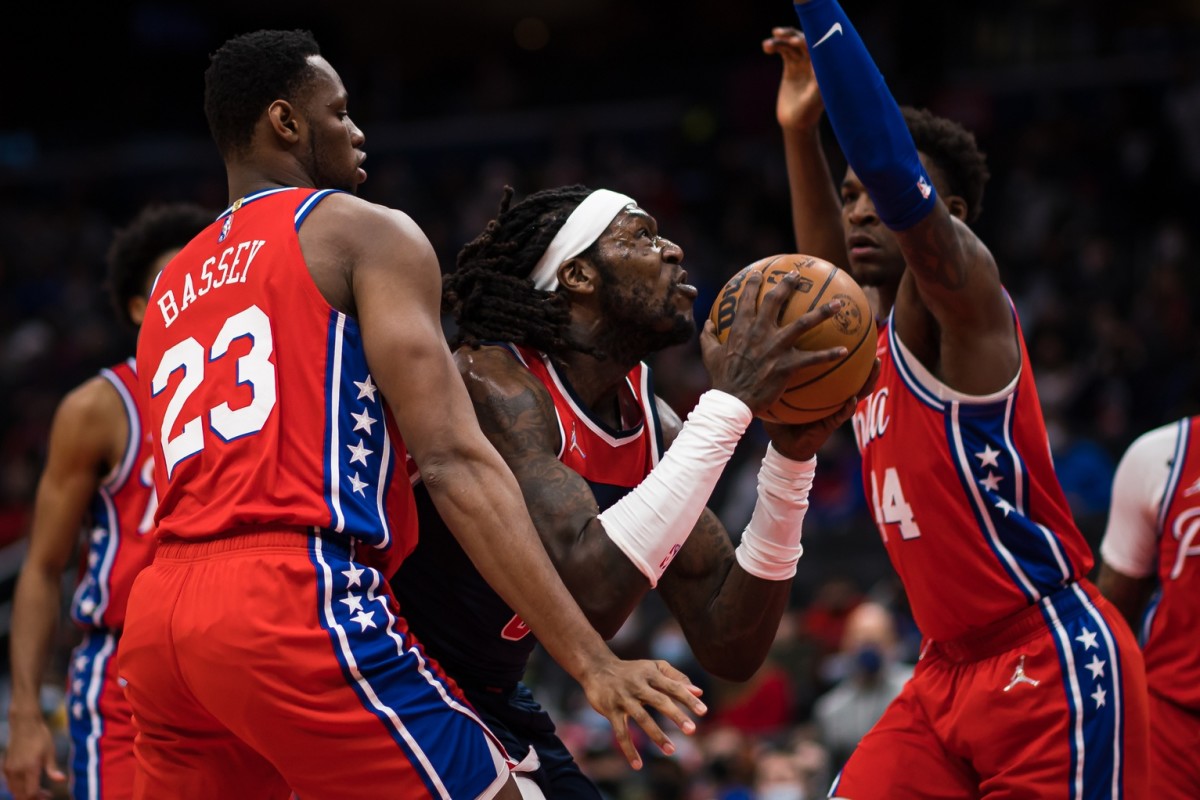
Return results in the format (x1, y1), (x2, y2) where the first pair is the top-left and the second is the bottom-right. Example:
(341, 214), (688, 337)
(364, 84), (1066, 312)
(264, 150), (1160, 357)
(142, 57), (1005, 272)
(700, 270), (849, 418)
(763, 357), (881, 461)
(578, 657), (706, 770)
(762, 26), (824, 131)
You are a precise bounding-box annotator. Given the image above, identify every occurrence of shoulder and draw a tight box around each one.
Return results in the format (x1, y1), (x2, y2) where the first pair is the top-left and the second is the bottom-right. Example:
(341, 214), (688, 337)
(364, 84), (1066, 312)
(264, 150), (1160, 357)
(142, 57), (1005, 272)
(454, 345), (553, 415)
(47, 375), (129, 464)
(1118, 421), (1180, 470)
(453, 345), (560, 452)
(297, 193), (433, 270)
(57, 374), (126, 428)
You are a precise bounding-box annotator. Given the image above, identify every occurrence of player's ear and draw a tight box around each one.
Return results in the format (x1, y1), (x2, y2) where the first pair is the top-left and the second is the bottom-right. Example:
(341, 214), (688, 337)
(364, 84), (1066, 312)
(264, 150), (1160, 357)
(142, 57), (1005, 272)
(268, 100), (301, 141)
(128, 296), (148, 327)
(944, 194), (969, 222)
(558, 257), (598, 295)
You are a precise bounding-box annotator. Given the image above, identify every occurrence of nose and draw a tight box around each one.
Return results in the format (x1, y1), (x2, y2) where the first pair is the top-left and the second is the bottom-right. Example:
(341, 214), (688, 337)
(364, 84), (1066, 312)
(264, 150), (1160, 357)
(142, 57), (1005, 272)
(349, 117), (365, 148)
(659, 237), (684, 263)
(845, 194), (878, 226)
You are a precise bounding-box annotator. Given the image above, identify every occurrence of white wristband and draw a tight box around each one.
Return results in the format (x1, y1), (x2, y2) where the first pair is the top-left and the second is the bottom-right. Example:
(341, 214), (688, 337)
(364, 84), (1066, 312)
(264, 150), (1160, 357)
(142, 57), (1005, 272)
(597, 390), (753, 587)
(735, 444), (816, 581)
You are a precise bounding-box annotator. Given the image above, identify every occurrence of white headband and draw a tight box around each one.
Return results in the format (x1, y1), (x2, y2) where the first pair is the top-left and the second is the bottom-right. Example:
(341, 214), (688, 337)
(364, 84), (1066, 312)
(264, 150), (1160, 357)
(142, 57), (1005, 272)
(529, 189), (637, 291)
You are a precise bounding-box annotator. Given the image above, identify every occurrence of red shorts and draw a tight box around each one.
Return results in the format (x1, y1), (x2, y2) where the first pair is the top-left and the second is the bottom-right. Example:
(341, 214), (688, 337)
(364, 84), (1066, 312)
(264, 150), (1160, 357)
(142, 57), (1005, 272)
(118, 530), (511, 800)
(1148, 691), (1200, 800)
(67, 630), (136, 800)
(829, 581), (1148, 799)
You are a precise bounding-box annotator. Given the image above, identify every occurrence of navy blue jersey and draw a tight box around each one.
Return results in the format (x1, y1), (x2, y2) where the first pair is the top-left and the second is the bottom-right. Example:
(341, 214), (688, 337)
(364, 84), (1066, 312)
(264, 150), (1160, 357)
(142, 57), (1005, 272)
(393, 343), (665, 688)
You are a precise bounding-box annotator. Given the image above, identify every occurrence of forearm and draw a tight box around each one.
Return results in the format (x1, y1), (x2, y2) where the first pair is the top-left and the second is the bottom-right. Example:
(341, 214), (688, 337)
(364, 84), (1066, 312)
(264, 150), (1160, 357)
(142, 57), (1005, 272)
(782, 125), (848, 267)
(675, 560), (792, 681)
(551, 520), (654, 639)
(8, 567), (63, 716)
(422, 450), (612, 678)
(793, 0), (936, 230)
(596, 390), (752, 587)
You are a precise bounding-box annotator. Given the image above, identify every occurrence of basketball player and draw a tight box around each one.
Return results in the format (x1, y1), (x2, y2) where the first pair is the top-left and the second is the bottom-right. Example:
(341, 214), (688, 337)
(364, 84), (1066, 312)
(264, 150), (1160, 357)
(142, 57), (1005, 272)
(763, 2), (1148, 796)
(4, 202), (214, 800)
(1097, 415), (1200, 799)
(119, 29), (706, 800)
(392, 184), (876, 798)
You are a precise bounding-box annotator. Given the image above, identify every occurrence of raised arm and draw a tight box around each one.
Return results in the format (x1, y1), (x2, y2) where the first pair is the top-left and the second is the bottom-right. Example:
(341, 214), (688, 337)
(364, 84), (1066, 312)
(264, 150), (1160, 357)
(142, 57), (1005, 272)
(792, 0), (1016, 391)
(762, 26), (848, 269)
(4, 379), (122, 798)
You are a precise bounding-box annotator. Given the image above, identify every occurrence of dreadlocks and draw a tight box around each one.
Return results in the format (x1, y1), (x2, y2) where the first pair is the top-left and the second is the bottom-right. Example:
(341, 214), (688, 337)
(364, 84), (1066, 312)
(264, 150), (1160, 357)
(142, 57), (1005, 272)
(445, 184), (597, 354)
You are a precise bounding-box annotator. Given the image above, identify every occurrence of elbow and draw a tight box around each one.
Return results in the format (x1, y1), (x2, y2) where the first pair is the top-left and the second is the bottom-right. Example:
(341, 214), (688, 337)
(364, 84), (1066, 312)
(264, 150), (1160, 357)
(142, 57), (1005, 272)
(693, 632), (772, 682)
(698, 652), (763, 683)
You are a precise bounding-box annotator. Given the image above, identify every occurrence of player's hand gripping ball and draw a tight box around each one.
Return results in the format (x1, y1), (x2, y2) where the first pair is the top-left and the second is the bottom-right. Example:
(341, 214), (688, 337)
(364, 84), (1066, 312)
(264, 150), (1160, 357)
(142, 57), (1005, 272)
(709, 254), (877, 424)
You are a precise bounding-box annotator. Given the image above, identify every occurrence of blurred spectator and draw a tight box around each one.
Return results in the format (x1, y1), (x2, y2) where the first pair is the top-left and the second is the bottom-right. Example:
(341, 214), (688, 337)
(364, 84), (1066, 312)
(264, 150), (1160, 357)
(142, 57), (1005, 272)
(812, 601), (914, 774)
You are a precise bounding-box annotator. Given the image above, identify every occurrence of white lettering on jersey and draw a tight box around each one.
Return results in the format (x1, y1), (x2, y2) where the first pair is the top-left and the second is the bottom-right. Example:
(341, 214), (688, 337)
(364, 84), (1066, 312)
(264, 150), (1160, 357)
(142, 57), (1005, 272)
(1169, 506), (1200, 579)
(157, 239), (267, 328)
(852, 387), (890, 451)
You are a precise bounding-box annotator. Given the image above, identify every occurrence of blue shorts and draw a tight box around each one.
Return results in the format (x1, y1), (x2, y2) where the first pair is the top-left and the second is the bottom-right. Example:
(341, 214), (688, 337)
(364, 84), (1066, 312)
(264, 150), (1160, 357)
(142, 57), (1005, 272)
(464, 681), (602, 800)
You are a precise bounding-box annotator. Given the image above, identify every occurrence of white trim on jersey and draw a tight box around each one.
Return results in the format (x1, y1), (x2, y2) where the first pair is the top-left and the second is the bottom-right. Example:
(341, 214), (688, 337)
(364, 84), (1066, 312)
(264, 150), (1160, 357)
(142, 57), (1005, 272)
(328, 314), (348, 533)
(540, 353), (644, 448)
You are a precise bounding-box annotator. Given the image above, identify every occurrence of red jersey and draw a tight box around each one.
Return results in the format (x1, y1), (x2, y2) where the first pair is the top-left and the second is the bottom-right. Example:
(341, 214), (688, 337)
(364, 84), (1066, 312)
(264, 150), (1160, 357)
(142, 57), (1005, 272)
(69, 359), (157, 631)
(393, 342), (665, 688)
(1142, 415), (1200, 710)
(851, 304), (1092, 641)
(136, 187), (417, 575)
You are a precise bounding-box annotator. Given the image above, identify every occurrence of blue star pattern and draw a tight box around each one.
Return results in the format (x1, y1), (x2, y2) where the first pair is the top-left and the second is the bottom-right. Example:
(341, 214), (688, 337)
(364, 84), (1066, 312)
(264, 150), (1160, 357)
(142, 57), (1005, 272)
(946, 398), (1075, 603)
(323, 315), (397, 551)
(309, 533), (507, 798)
(66, 631), (119, 799)
(1041, 584), (1126, 799)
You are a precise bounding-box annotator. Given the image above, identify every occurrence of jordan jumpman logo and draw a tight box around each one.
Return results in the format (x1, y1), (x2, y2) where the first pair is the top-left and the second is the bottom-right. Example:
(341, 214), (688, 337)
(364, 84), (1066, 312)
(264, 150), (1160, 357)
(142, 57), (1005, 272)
(1004, 655), (1040, 692)
(568, 422), (587, 459)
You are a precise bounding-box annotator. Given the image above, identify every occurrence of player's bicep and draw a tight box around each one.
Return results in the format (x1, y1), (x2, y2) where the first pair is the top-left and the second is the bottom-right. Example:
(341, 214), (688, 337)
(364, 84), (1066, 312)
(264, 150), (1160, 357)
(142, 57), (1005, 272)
(26, 383), (119, 572)
(350, 211), (482, 464)
(459, 356), (599, 560)
(897, 211), (1010, 334)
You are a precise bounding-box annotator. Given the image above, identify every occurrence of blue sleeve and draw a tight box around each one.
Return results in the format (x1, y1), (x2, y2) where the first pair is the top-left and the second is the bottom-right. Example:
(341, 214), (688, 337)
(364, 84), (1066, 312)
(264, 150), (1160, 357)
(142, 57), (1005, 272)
(793, 0), (937, 231)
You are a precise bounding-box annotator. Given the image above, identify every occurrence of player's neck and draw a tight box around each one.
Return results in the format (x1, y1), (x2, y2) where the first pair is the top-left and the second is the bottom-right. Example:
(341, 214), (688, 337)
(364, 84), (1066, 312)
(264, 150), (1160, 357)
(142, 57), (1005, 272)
(557, 350), (633, 414)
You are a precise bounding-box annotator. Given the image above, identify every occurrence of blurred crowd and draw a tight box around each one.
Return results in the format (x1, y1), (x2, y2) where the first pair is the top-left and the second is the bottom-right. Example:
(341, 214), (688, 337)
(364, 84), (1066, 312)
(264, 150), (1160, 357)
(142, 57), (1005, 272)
(1, 3), (1198, 797)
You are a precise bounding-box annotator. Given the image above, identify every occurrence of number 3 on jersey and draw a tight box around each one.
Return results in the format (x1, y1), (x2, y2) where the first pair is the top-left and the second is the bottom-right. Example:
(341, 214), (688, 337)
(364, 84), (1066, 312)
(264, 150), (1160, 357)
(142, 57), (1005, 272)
(151, 305), (277, 477)
(870, 467), (921, 541)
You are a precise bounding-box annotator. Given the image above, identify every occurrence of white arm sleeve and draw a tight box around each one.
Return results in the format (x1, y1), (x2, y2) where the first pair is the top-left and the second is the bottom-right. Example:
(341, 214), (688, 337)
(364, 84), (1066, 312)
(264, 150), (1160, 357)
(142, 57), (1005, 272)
(735, 444), (815, 580)
(1099, 422), (1177, 578)
(597, 389), (753, 587)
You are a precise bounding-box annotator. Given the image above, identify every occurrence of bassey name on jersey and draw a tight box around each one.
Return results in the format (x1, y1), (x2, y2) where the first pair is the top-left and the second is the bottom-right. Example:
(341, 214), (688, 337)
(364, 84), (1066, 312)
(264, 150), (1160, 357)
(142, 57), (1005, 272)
(156, 238), (267, 328)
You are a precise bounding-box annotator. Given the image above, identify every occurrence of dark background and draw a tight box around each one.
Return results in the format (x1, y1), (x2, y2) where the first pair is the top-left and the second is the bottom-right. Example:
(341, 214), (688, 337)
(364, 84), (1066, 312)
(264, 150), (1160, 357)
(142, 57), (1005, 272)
(2, 1), (1199, 794)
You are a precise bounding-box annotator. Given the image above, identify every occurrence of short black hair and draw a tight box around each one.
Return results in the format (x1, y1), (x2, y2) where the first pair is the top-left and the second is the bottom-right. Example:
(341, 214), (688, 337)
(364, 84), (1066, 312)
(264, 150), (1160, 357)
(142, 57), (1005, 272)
(105, 202), (214, 326)
(902, 106), (991, 224)
(444, 184), (597, 354)
(204, 29), (321, 159)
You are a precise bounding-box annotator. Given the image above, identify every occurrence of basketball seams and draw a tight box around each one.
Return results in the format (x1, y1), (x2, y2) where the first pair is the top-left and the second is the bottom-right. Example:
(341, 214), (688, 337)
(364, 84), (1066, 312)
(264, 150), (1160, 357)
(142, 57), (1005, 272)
(803, 265), (837, 313)
(711, 253), (875, 423)
(784, 312), (873, 393)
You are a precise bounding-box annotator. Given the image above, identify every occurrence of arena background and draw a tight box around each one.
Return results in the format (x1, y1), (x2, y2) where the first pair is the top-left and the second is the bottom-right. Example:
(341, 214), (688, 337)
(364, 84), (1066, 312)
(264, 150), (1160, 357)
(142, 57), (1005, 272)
(2, 1), (1199, 796)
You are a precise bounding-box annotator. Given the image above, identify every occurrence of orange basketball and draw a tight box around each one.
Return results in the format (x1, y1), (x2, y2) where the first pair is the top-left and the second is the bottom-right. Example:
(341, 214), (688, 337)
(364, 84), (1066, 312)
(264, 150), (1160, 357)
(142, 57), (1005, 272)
(708, 253), (877, 424)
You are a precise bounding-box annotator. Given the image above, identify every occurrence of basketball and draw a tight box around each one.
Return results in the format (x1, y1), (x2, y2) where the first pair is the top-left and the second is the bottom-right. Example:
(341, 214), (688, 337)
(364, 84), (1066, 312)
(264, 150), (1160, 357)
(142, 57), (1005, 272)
(708, 253), (877, 424)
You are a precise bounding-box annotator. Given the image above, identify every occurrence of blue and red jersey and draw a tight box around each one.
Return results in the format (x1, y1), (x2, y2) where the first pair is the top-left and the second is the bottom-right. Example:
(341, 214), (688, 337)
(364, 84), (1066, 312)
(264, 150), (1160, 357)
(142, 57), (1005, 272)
(851, 302), (1093, 641)
(393, 343), (665, 688)
(135, 187), (417, 576)
(1141, 415), (1200, 710)
(69, 359), (157, 632)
